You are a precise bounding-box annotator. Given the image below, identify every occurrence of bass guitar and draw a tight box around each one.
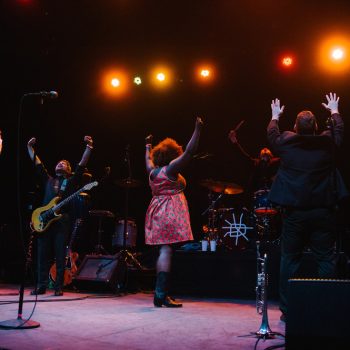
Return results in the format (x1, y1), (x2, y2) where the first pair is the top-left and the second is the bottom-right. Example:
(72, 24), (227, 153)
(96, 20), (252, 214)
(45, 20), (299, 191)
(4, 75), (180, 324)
(31, 181), (98, 233)
(49, 218), (83, 286)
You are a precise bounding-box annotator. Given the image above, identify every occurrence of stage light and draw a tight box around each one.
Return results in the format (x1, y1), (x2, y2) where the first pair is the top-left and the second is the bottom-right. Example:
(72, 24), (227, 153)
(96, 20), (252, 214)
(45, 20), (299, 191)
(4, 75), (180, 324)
(111, 78), (120, 87)
(200, 69), (210, 77)
(101, 68), (129, 98)
(156, 73), (166, 81)
(134, 76), (142, 85)
(282, 57), (293, 66)
(318, 35), (350, 74)
(150, 65), (173, 89)
(332, 48), (344, 60)
(195, 63), (216, 84)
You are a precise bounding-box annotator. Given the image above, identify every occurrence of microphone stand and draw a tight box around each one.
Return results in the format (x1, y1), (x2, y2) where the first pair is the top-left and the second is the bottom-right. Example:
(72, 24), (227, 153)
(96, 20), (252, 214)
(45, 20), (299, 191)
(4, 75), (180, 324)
(326, 115), (342, 256)
(120, 146), (143, 271)
(0, 95), (40, 329)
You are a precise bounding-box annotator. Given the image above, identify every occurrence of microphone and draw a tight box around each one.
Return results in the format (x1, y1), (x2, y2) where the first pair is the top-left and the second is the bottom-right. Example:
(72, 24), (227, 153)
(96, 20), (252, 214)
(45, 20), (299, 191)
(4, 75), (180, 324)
(24, 91), (58, 99)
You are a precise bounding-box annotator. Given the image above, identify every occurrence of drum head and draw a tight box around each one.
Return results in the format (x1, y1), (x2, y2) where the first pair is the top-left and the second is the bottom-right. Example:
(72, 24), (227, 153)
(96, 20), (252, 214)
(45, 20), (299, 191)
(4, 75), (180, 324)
(218, 208), (254, 251)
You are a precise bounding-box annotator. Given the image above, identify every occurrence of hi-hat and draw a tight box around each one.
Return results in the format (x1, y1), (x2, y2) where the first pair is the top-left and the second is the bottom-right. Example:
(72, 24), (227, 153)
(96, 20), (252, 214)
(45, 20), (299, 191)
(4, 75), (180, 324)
(114, 178), (142, 188)
(199, 179), (243, 195)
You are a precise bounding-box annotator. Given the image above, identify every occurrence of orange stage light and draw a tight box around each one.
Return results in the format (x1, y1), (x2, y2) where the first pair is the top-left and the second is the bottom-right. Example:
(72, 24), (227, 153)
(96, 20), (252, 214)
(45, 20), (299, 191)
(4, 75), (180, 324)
(318, 35), (350, 74)
(282, 56), (293, 66)
(101, 69), (130, 98)
(150, 65), (173, 89)
(195, 63), (215, 84)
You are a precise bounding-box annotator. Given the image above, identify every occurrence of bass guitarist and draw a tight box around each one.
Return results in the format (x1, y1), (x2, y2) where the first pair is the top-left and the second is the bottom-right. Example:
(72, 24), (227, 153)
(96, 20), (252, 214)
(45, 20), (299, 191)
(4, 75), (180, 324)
(27, 135), (94, 296)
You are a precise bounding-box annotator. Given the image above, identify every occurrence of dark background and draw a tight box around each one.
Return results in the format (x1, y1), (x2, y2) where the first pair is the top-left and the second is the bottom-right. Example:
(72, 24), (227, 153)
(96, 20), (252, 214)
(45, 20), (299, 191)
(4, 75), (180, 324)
(1, 0), (350, 274)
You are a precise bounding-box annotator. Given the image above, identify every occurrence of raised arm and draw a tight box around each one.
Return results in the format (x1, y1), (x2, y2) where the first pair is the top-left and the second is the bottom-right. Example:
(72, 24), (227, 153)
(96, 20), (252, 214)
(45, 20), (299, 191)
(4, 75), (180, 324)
(27, 137), (42, 165)
(322, 92), (343, 147)
(145, 134), (155, 175)
(166, 117), (203, 178)
(267, 98), (285, 147)
(228, 129), (255, 161)
(78, 136), (94, 167)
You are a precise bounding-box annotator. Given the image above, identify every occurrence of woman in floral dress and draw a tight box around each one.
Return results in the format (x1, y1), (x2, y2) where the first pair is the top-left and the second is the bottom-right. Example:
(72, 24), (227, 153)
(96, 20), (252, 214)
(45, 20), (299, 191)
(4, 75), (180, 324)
(145, 117), (203, 307)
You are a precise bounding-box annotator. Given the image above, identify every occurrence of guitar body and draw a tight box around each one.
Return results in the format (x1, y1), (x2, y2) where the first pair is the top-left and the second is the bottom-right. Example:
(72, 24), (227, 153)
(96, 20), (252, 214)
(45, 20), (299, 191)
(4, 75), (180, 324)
(31, 197), (62, 233)
(49, 252), (79, 286)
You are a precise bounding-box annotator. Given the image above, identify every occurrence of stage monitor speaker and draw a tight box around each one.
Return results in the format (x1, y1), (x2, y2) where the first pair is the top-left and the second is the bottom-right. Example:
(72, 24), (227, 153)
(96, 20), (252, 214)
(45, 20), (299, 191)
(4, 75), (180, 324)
(74, 254), (126, 292)
(286, 279), (350, 350)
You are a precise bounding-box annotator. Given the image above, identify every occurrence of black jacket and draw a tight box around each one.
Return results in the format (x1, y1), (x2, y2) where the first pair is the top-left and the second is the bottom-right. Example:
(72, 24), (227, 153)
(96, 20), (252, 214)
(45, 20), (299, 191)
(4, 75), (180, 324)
(267, 113), (348, 208)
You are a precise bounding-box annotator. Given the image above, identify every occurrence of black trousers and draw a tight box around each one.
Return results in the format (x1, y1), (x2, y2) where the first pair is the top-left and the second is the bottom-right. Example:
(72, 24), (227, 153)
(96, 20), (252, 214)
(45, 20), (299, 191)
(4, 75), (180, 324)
(279, 207), (336, 315)
(36, 214), (70, 290)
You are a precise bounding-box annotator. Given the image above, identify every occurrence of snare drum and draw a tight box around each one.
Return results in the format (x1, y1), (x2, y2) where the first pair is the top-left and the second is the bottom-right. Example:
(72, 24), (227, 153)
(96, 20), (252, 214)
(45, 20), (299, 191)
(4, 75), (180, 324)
(253, 190), (278, 215)
(218, 208), (254, 250)
(112, 218), (137, 248)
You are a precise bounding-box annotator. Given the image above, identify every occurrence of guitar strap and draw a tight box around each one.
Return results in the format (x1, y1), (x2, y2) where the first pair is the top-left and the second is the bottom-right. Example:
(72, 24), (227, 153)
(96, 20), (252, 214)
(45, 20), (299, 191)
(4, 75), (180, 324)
(53, 178), (68, 196)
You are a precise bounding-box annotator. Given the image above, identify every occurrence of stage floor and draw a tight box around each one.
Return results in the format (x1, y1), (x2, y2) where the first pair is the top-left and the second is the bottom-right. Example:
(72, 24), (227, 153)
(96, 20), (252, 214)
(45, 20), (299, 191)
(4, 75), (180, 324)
(0, 284), (285, 350)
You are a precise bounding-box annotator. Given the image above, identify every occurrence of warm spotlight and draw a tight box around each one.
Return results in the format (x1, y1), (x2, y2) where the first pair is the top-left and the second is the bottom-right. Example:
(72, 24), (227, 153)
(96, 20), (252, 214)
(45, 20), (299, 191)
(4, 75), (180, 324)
(156, 73), (166, 81)
(195, 63), (216, 84)
(331, 48), (344, 60)
(200, 69), (210, 77)
(150, 65), (173, 88)
(111, 78), (120, 87)
(101, 69), (129, 98)
(318, 35), (350, 73)
(282, 56), (293, 66)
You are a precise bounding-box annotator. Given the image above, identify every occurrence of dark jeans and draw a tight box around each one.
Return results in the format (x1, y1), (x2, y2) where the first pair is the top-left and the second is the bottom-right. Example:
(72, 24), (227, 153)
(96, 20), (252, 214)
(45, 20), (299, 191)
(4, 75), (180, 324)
(36, 214), (70, 290)
(279, 208), (336, 315)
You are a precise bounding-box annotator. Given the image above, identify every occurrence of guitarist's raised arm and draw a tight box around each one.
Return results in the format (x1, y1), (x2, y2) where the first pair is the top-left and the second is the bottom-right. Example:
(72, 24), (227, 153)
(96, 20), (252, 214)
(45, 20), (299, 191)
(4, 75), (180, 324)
(79, 135), (94, 167)
(27, 137), (42, 165)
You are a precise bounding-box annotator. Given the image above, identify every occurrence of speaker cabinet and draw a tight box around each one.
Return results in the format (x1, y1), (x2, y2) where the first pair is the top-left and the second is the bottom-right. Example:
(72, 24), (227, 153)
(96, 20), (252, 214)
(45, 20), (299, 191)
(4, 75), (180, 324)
(74, 254), (126, 291)
(286, 279), (350, 349)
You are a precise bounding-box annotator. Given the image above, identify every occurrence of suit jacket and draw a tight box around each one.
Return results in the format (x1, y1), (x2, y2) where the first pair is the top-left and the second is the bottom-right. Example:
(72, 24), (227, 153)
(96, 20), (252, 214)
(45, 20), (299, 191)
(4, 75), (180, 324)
(267, 113), (348, 208)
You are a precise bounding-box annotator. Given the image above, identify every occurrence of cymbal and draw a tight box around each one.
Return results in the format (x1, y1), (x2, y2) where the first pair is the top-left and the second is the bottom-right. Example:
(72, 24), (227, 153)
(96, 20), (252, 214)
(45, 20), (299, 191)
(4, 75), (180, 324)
(114, 178), (142, 188)
(199, 179), (243, 195)
(89, 210), (115, 218)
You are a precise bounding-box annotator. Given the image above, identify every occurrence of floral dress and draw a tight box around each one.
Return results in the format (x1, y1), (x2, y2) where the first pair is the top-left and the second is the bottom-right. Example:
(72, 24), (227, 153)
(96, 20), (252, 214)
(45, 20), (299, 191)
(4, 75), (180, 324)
(145, 166), (193, 245)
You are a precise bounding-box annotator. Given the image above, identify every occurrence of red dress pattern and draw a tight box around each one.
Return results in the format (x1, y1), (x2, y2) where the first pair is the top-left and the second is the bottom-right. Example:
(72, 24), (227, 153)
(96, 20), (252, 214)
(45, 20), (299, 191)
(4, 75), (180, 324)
(145, 166), (193, 245)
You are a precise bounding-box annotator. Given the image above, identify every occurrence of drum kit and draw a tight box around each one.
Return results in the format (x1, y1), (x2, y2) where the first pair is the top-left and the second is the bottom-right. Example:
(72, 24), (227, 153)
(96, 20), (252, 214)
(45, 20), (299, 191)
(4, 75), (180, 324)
(199, 179), (281, 251)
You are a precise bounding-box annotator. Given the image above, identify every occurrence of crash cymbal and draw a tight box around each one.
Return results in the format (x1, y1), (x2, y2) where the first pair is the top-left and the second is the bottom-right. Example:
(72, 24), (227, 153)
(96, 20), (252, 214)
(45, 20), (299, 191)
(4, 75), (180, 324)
(199, 179), (243, 195)
(114, 178), (142, 188)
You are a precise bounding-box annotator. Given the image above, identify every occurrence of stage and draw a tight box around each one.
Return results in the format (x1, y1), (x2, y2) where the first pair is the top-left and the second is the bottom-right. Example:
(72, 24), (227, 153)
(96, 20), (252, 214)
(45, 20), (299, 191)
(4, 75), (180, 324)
(0, 284), (285, 350)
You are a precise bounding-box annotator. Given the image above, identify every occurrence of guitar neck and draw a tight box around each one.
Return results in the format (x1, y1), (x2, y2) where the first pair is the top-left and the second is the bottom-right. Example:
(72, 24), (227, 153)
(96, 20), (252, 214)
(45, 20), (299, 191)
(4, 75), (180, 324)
(53, 188), (85, 211)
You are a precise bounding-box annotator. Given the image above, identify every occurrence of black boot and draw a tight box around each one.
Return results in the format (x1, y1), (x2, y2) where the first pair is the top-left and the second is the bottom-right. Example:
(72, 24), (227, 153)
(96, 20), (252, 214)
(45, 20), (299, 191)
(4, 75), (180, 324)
(153, 272), (182, 308)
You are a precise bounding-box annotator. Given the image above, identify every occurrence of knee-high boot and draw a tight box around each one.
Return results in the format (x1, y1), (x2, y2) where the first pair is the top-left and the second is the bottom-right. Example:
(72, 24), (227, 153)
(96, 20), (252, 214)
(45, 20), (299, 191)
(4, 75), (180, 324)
(153, 271), (182, 307)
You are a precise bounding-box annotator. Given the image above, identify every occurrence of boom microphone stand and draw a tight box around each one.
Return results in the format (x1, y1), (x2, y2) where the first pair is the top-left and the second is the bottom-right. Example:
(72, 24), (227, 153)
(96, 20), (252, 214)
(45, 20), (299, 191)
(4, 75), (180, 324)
(0, 94), (40, 329)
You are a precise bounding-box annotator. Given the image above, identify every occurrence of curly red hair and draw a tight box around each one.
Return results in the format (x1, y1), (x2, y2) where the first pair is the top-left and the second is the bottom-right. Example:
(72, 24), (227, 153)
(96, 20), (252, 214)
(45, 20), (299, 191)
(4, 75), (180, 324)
(151, 138), (183, 167)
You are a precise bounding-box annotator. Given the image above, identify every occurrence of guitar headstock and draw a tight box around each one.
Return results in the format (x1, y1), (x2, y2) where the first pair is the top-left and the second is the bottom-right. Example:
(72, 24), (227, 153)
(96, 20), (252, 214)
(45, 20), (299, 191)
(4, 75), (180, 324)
(83, 181), (98, 191)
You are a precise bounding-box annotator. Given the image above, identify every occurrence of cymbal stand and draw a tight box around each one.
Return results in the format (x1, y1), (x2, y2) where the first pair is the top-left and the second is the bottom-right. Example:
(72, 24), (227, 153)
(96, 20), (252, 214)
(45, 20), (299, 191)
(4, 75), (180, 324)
(201, 192), (223, 216)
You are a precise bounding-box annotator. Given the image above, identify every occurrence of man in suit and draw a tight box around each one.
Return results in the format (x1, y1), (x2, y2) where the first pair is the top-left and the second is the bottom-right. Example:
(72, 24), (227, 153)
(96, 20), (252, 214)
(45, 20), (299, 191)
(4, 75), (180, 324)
(267, 93), (348, 321)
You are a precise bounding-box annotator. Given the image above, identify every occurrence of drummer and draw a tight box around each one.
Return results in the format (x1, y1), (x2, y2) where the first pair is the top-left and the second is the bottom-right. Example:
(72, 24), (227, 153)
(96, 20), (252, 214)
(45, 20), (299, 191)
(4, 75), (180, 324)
(228, 129), (280, 198)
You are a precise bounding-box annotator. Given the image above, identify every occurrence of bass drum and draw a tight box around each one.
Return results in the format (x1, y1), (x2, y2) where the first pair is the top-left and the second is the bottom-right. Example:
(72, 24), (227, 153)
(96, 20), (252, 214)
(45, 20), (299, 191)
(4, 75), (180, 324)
(218, 208), (255, 251)
(253, 189), (278, 215)
(112, 218), (137, 248)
